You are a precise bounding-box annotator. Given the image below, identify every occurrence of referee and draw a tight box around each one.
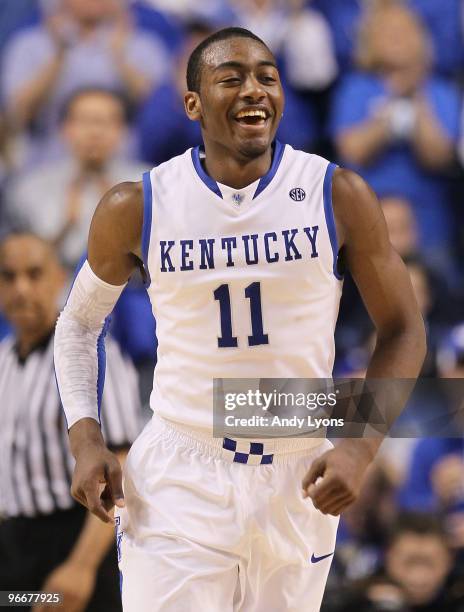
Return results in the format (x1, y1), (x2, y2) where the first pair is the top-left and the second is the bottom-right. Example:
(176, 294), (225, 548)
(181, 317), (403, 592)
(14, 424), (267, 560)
(0, 233), (143, 612)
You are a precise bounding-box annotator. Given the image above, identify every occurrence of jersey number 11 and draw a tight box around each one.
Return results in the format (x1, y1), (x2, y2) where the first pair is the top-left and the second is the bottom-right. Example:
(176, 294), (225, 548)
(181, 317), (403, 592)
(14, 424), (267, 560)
(214, 282), (269, 348)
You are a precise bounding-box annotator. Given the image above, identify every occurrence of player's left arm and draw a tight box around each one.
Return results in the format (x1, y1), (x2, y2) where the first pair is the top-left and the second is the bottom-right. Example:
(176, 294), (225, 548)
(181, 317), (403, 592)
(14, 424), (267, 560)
(302, 168), (426, 516)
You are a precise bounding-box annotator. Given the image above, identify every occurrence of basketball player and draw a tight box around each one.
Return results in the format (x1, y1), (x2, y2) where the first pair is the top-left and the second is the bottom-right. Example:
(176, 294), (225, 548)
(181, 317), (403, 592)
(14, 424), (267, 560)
(54, 28), (426, 611)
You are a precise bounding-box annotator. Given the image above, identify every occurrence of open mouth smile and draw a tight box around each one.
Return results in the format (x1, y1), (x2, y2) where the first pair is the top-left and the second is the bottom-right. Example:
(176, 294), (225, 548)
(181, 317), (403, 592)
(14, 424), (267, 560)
(234, 107), (271, 127)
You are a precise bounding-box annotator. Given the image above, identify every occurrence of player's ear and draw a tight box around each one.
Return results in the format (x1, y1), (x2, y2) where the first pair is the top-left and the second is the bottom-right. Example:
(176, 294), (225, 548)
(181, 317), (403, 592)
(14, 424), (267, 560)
(185, 91), (202, 122)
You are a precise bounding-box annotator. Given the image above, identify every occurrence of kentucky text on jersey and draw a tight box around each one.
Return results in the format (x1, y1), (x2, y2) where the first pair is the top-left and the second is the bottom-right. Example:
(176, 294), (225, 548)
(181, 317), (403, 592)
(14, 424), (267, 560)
(143, 144), (342, 430)
(159, 226), (320, 272)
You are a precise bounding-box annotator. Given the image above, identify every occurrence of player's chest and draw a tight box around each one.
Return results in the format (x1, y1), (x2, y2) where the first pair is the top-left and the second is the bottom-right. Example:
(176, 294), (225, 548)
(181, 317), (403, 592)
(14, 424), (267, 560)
(151, 194), (325, 279)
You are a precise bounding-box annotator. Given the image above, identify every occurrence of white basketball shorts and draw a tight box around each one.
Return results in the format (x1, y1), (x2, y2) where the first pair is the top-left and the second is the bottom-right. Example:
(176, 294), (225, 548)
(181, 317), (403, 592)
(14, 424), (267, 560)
(115, 414), (339, 612)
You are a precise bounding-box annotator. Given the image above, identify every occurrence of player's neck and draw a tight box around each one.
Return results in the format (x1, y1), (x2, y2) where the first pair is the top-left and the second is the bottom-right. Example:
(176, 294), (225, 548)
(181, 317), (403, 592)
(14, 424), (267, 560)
(202, 144), (273, 190)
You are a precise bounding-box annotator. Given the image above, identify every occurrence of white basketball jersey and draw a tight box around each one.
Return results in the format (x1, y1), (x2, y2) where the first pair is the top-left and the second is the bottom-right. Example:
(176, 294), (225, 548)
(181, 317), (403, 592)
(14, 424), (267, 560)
(143, 142), (343, 432)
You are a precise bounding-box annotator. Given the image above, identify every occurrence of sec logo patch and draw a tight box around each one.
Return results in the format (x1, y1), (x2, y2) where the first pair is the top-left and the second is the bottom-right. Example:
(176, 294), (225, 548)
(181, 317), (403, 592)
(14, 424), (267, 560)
(289, 187), (306, 202)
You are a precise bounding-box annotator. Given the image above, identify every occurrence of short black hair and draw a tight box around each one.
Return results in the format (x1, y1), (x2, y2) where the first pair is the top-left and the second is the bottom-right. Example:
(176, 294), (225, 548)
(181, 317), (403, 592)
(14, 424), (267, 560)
(59, 87), (130, 124)
(186, 27), (270, 93)
(386, 512), (448, 549)
(0, 231), (59, 266)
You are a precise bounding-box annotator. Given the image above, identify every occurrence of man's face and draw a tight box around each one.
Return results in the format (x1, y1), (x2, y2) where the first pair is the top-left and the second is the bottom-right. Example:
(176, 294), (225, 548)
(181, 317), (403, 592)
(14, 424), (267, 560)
(0, 236), (64, 336)
(386, 533), (451, 606)
(370, 9), (428, 96)
(407, 263), (431, 317)
(62, 93), (125, 167)
(381, 197), (418, 258)
(186, 37), (284, 159)
(64, 0), (119, 25)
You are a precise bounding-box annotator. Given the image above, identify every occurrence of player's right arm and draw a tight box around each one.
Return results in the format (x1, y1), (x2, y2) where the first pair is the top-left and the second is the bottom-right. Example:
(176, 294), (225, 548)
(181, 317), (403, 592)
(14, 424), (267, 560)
(54, 181), (143, 523)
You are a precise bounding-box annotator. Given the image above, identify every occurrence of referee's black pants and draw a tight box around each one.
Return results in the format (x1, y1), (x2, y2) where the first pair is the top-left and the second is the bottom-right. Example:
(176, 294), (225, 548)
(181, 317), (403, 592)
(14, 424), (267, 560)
(0, 504), (122, 611)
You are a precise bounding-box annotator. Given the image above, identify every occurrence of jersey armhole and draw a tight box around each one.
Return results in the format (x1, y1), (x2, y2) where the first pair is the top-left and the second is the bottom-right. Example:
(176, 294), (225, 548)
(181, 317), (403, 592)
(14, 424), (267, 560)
(142, 171), (153, 287)
(323, 162), (344, 280)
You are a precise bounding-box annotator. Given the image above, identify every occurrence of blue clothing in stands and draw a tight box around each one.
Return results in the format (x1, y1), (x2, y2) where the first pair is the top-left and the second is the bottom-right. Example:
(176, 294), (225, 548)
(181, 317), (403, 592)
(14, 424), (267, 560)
(277, 86), (317, 152)
(110, 285), (157, 365)
(0, 0), (39, 53)
(137, 82), (317, 166)
(312, 0), (463, 75)
(0, 313), (12, 341)
(408, 0), (463, 76)
(398, 438), (464, 510)
(331, 72), (460, 252)
(131, 2), (183, 53)
(137, 83), (202, 166)
(311, 0), (361, 70)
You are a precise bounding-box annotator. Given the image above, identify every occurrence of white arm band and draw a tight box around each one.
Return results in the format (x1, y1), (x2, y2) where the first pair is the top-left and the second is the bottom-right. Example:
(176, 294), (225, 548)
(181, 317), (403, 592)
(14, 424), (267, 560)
(54, 260), (126, 429)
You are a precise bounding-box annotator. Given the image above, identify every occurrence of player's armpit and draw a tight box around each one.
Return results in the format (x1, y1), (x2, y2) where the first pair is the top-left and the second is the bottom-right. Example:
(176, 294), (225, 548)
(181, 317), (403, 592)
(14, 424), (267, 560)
(332, 168), (426, 378)
(88, 180), (144, 286)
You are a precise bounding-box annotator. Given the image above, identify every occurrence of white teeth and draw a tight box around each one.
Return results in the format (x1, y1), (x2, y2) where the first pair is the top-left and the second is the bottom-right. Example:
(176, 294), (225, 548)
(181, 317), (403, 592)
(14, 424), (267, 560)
(236, 109), (267, 119)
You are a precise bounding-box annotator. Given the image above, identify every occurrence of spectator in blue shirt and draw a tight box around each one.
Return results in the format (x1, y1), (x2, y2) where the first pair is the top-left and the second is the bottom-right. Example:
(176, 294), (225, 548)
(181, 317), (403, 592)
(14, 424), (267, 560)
(0, 0), (38, 53)
(2, 0), (168, 167)
(398, 325), (464, 551)
(130, 1), (184, 54)
(311, 0), (362, 70)
(398, 438), (464, 512)
(135, 22), (209, 165)
(408, 0), (463, 77)
(331, 3), (460, 279)
(313, 0), (463, 76)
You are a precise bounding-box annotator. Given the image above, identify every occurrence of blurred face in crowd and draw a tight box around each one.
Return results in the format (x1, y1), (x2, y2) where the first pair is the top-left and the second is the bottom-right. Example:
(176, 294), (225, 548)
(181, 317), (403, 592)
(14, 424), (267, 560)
(0, 235), (65, 339)
(386, 532), (451, 606)
(62, 91), (126, 168)
(185, 37), (284, 160)
(440, 361), (464, 379)
(381, 197), (418, 258)
(360, 6), (429, 96)
(232, 0), (274, 12)
(406, 262), (431, 317)
(437, 325), (464, 379)
(64, 0), (122, 26)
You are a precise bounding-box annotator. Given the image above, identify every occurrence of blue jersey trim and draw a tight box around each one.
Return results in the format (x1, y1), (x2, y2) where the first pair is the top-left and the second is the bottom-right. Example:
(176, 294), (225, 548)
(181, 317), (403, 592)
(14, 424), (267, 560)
(191, 141), (285, 200)
(191, 147), (223, 198)
(323, 162), (343, 280)
(142, 171), (153, 287)
(253, 141), (285, 199)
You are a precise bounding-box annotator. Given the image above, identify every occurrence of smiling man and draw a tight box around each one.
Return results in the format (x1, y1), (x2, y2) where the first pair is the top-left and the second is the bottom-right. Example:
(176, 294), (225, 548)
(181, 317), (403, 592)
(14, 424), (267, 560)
(54, 28), (426, 611)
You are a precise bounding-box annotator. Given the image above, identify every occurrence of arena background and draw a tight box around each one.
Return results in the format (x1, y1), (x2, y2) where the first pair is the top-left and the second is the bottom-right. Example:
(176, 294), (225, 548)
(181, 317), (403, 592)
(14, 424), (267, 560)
(0, 1), (463, 610)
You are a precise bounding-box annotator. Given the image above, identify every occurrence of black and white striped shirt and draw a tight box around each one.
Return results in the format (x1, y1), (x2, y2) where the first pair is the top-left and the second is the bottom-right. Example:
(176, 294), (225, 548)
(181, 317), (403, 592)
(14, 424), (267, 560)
(0, 331), (143, 518)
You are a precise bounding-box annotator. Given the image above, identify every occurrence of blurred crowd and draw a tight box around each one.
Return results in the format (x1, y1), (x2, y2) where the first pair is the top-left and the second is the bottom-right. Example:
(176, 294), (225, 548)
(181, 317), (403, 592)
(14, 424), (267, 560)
(0, 0), (463, 610)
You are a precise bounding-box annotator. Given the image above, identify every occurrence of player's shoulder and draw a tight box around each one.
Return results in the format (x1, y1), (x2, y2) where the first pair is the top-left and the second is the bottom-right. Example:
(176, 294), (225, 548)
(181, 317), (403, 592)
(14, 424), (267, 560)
(280, 144), (338, 186)
(332, 167), (375, 207)
(281, 143), (332, 168)
(95, 181), (143, 220)
(331, 167), (383, 247)
(146, 148), (201, 197)
(149, 147), (193, 176)
(89, 181), (144, 254)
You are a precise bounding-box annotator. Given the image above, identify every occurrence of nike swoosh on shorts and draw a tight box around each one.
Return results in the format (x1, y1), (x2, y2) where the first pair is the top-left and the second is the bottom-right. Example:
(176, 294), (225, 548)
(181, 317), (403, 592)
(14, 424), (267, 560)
(311, 552), (334, 563)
